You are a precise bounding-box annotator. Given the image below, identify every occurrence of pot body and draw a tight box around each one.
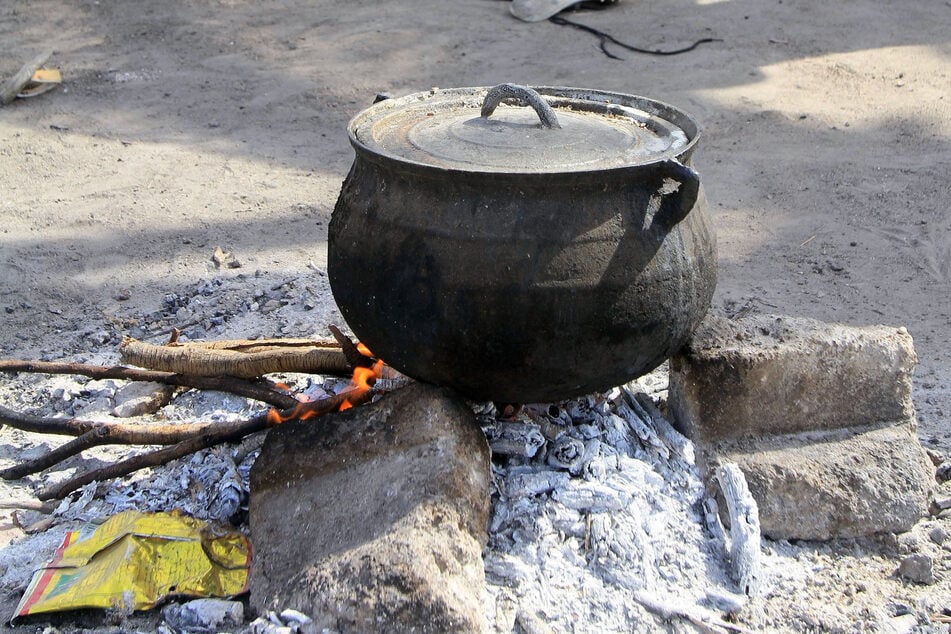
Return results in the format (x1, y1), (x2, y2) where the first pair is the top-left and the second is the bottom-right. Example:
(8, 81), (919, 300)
(329, 153), (717, 403)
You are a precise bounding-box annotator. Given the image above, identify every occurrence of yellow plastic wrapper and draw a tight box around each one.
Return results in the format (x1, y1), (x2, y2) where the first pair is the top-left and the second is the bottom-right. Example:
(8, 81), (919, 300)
(13, 510), (250, 619)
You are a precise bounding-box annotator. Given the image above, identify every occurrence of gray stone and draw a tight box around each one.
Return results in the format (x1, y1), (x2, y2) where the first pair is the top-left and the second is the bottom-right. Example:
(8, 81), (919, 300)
(896, 553), (935, 585)
(249, 382), (491, 633)
(712, 424), (934, 540)
(669, 314), (916, 443)
(111, 381), (176, 418)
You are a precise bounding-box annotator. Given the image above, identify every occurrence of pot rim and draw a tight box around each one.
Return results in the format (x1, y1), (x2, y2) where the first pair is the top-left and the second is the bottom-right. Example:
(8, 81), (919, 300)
(346, 85), (701, 177)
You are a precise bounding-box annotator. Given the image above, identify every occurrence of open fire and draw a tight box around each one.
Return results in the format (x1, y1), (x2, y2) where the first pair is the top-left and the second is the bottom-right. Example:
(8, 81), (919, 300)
(264, 342), (385, 423)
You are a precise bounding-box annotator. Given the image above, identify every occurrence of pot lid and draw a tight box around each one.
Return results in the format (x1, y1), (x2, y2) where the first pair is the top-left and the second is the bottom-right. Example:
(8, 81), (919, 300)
(348, 84), (698, 174)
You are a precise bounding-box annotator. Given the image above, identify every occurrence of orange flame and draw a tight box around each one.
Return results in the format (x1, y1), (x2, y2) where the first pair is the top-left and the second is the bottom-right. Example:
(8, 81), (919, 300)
(339, 358), (385, 411)
(266, 408), (284, 425)
(264, 342), (384, 422)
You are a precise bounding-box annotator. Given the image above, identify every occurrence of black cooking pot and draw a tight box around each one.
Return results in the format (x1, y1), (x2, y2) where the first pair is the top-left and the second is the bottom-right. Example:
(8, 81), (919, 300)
(329, 84), (716, 402)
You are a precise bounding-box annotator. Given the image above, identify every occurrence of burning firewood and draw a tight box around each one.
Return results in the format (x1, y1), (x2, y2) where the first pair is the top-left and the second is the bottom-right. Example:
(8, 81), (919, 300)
(0, 326), (391, 500)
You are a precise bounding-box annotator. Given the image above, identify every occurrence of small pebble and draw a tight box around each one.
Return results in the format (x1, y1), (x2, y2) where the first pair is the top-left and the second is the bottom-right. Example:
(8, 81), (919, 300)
(896, 553), (934, 585)
(928, 524), (948, 545)
(888, 613), (918, 634)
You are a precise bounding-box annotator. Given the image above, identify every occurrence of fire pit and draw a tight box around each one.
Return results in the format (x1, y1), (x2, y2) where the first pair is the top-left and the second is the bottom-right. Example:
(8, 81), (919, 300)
(329, 84), (717, 403)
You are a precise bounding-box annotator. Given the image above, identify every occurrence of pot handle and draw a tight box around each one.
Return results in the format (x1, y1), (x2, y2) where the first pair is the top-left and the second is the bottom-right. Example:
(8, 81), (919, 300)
(481, 84), (561, 129)
(652, 159), (701, 229)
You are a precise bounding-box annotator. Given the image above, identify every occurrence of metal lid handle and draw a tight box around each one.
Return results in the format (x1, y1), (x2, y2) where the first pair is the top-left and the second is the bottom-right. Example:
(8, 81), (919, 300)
(480, 84), (561, 129)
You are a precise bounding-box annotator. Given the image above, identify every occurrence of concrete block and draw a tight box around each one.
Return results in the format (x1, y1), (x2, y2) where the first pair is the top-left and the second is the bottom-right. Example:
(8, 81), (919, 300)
(709, 423), (934, 540)
(669, 314), (932, 539)
(249, 382), (491, 633)
(669, 314), (916, 443)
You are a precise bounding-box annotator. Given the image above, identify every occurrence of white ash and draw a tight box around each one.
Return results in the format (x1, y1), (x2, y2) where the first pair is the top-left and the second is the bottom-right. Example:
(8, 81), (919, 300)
(2, 272), (950, 632)
(246, 608), (317, 634)
(477, 377), (745, 632)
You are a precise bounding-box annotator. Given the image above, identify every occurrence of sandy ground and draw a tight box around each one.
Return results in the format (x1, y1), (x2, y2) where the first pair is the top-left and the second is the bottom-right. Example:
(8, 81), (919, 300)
(0, 0), (949, 631)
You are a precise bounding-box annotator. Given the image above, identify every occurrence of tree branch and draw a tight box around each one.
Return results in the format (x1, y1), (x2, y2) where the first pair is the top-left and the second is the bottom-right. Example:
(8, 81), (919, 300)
(0, 359), (300, 408)
(4, 387), (375, 493)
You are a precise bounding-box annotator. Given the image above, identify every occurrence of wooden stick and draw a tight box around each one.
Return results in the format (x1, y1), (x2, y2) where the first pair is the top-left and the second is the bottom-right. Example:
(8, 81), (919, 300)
(329, 325), (371, 369)
(1, 50), (52, 105)
(0, 499), (55, 512)
(0, 403), (263, 445)
(0, 359), (299, 408)
(119, 335), (351, 378)
(0, 429), (109, 479)
(36, 427), (259, 501)
(715, 463), (762, 597)
(7, 387), (373, 493)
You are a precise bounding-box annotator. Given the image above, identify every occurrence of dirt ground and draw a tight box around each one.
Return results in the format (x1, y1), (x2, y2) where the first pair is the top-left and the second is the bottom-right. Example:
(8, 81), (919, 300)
(1, 0), (949, 631)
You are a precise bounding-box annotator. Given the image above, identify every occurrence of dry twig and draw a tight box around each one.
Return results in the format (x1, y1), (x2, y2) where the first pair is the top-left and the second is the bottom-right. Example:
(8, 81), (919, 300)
(0, 328), (381, 498)
(31, 387), (374, 500)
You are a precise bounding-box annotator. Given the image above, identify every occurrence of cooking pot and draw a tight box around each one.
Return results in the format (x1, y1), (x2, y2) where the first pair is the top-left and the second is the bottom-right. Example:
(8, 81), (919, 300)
(328, 84), (716, 403)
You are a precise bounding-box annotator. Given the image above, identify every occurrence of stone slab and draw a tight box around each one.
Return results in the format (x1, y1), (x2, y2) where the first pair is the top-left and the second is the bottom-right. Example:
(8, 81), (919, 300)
(669, 314), (916, 443)
(707, 423), (933, 540)
(249, 382), (491, 633)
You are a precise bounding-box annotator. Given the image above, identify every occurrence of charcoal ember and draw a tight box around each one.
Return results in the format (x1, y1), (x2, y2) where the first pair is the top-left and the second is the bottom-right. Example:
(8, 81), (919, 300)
(522, 402), (572, 426)
(279, 608), (314, 629)
(616, 400), (669, 460)
(552, 479), (633, 513)
(547, 435), (585, 471)
(564, 395), (601, 423)
(928, 524), (947, 545)
(503, 469), (570, 498)
(471, 401), (497, 418)
(583, 452), (608, 480)
(629, 388), (695, 463)
(484, 552), (539, 588)
(483, 422), (546, 458)
(298, 287), (319, 311)
(196, 278), (223, 296)
(601, 414), (635, 455)
(571, 423), (601, 440)
(547, 505), (585, 537)
(489, 496), (541, 535)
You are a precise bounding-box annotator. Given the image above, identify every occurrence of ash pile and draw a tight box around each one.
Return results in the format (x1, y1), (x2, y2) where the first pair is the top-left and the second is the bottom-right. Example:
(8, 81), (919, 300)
(476, 374), (745, 632)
